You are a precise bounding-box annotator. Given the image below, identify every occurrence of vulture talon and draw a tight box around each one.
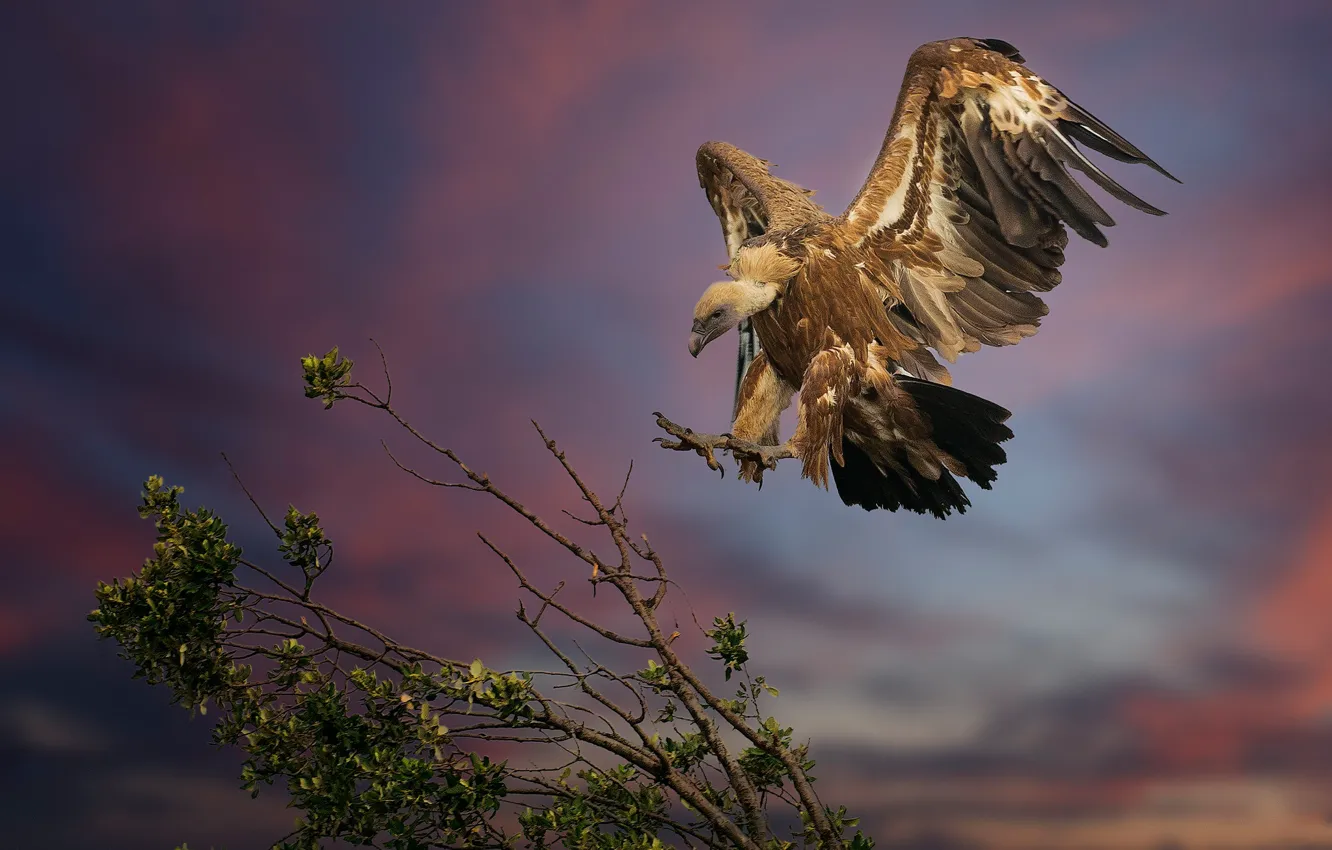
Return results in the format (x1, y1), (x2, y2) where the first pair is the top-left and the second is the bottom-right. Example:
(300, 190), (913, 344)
(655, 414), (796, 483)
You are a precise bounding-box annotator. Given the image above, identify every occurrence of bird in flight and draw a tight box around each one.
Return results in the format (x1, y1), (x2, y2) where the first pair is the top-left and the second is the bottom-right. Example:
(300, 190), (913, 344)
(685, 37), (1174, 517)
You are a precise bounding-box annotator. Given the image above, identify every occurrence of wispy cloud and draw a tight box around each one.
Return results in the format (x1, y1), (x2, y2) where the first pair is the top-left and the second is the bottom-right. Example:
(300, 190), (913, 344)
(4, 2), (1332, 846)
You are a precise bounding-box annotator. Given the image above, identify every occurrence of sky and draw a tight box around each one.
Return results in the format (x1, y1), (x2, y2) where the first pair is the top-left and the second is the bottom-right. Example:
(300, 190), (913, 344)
(3, 1), (1332, 847)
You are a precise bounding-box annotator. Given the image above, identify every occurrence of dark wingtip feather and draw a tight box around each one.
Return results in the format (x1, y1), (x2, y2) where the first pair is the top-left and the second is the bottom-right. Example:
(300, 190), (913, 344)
(1046, 126), (1169, 218)
(1061, 121), (1181, 185)
(1083, 226), (1109, 248)
(1061, 101), (1181, 184)
(973, 37), (1025, 63)
(1150, 159), (1182, 184)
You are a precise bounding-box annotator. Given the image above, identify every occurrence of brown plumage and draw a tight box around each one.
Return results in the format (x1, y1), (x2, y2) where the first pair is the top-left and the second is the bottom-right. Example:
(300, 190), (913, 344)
(688, 37), (1174, 516)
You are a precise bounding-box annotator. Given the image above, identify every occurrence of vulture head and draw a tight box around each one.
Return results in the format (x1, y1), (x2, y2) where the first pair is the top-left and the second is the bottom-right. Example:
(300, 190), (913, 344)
(688, 280), (778, 357)
(688, 242), (801, 357)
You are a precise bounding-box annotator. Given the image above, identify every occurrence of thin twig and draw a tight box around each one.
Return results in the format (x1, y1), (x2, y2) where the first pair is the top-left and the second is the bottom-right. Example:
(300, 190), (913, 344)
(382, 441), (485, 491)
(369, 337), (392, 405)
(479, 534), (652, 648)
(222, 453), (281, 537)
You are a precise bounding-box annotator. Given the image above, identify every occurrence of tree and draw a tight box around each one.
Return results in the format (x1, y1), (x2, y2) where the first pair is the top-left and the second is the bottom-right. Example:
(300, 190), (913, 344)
(90, 346), (874, 850)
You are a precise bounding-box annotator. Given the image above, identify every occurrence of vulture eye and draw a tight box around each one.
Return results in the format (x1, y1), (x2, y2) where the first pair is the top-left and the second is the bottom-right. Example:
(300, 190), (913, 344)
(711, 310), (723, 319)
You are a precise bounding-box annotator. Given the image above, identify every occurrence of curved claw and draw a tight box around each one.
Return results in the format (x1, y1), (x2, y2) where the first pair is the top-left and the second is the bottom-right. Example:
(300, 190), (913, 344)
(702, 444), (720, 472)
(654, 412), (796, 485)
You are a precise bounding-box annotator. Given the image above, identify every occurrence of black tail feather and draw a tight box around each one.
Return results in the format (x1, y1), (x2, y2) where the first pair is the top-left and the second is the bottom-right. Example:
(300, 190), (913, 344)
(830, 438), (970, 519)
(828, 378), (1014, 518)
(897, 377), (1013, 489)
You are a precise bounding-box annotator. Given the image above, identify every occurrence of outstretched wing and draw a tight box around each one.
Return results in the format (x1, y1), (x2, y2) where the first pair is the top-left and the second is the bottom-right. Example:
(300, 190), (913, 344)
(696, 142), (828, 412)
(842, 37), (1176, 362)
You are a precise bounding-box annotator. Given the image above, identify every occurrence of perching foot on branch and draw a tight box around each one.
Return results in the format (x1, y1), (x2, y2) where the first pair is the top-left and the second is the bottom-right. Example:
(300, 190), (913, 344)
(652, 412), (795, 485)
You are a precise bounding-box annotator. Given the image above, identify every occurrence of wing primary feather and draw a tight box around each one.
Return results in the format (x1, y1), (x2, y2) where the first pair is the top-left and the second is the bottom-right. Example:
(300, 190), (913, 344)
(1060, 99), (1180, 183)
(1043, 127), (1169, 217)
(952, 167), (996, 217)
(1002, 134), (1108, 247)
(955, 190), (1058, 261)
(976, 122), (1029, 204)
(961, 104), (1043, 247)
(1015, 134), (1115, 227)
(1061, 121), (1147, 165)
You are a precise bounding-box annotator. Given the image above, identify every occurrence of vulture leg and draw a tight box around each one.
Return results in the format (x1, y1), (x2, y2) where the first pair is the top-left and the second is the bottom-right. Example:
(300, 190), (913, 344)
(730, 352), (795, 484)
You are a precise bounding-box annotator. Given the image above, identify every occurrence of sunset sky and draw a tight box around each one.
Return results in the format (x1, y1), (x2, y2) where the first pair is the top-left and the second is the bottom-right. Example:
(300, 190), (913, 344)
(4, 2), (1332, 847)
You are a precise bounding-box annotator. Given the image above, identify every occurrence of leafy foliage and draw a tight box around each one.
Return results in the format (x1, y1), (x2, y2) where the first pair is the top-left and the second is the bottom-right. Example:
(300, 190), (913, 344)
(91, 476), (242, 712)
(705, 614), (750, 681)
(301, 346), (355, 409)
(92, 346), (875, 850)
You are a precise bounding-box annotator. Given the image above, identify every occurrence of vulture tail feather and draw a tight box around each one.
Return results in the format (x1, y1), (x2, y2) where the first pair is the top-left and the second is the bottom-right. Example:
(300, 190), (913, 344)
(828, 379), (1013, 517)
(830, 438), (970, 519)
(897, 377), (1013, 490)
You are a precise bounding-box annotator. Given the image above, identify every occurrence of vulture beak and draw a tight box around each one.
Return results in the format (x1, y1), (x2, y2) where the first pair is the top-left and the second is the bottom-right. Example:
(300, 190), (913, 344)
(688, 320), (709, 358)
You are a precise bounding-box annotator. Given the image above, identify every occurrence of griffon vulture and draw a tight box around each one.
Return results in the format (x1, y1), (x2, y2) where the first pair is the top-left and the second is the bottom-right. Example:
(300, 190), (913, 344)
(687, 37), (1174, 517)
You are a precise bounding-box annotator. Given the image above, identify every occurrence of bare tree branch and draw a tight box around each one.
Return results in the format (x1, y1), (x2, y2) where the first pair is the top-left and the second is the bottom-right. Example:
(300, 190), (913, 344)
(90, 345), (867, 850)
